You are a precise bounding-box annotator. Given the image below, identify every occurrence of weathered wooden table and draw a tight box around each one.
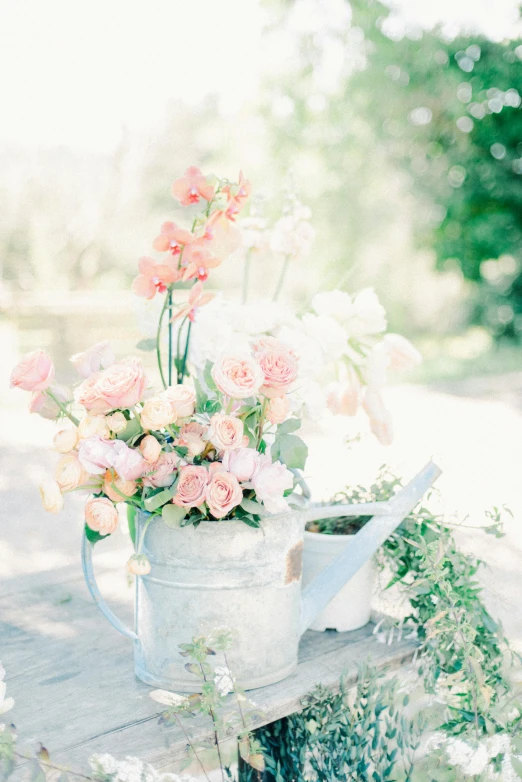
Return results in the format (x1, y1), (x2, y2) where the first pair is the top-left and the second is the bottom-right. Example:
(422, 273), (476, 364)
(2, 554), (416, 780)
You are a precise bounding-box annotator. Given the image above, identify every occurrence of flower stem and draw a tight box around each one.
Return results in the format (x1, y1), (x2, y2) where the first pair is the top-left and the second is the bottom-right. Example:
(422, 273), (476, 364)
(167, 289), (173, 386)
(257, 398), (268, 449)
(45, 389), (80, 426)
(156, 292), (170, 390)
(273, 254), (291, 301)
(180, 320), (192, 383)
(176, 315), (189, 384)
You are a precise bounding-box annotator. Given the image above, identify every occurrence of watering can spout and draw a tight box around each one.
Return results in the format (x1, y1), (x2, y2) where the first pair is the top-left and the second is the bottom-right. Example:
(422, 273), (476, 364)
(299, 460), (442, 636)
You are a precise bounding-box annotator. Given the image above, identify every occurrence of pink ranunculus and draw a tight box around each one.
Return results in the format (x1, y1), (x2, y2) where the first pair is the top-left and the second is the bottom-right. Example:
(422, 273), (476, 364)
(54, 453), (90, 492)
(207, 414), (244, 452)
(10, 349), (55, 392)
(70, 340), (115, 378)
(171, 166), (215, 207)
(252, 455), (294, 514)
(362, 388), (394, 446)
(103, 470), (137, 503)
(29, 384), (70, 420)
(140, 435), (162, 463)
(78, 435), (116, 475)
(205, 471), (243, 519)
(172, 465), (209, 508)
(142, 452), (180, 488)
(211, 353), (264, 399)
(384, 333), (422, 371)
(75, 357), (146, 414)
(327, 368), (362, 417)
(163, 384), (196, 418)
(107, 440), (148, 481)
(177, 422), (207, 457)
(253, 340), (299, 399)
(222, 447), (260, 483)
(85, 497), (119, 536)
(266, 395), (289, 425)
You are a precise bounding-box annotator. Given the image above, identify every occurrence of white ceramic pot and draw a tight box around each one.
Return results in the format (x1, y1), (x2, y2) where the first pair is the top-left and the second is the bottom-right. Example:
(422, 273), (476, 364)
(302, 530), (376, 632)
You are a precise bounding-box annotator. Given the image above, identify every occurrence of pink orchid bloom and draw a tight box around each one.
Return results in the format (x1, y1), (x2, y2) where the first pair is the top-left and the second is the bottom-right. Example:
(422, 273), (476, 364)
(171, 281), (215, 322)
(171, 166), (215, 207)
(222, 171), (252, 221)
(180, 239), (220, 282)
(131, 256), (180, 299)
(152, 221), (194, 255)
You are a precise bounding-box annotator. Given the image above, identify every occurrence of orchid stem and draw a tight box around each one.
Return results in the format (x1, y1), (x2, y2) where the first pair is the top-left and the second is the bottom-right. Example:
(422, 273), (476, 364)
(156, 293), (170, 390)
(167, 289), (173, 386)
(46, 389), (80, 426)
(180, 320), (192, 383)
(273, 254), (291, 301)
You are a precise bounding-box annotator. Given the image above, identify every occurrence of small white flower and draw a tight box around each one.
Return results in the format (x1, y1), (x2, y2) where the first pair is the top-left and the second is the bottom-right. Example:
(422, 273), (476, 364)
(213, 665), (235, 696)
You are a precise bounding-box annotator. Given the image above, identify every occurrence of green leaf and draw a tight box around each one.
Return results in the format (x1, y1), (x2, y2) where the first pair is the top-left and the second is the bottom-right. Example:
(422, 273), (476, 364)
(204, 398), (221, 415)
(512, 757), (522, 779)
(203, 360), (218, 392)
(194, 377), (208, 413)
(272, 433), (308, 470)
(277, 418), (301, 435)
(135, 338), (156, 352)
(144, 482), (178, 512)
(162, 504), (188, 528)
(84, 524), (110, 545)
(127, 504), (137, 546)
(117, 416), (142, 442)
(240, 497), (268, 517)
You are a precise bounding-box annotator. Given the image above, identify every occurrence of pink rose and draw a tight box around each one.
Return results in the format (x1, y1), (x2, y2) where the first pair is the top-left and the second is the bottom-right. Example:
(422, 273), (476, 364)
(327, 368), (362, 417)
(78, 435), (115, 475)
(384, 333), (422, 371)
(70, 340), (115, 378)
(211, 353), (264, 399)
(252, 455), (294, 514)
(10, 349), (55, 392)
(173, 465), (209, 508)
(107, 440), (148, 481)
(266, 395), (289, 425)
(178, 422), (207, 457)
(205, 471), (243, 519)
(362, 388), (393, 446)
(222, 447), (260, 482)
(75, 357), (146, 414)
(29, 384), (69, 420)
(85, 497), (119, 535)
(163, 384), (196, 418)
(143, 452), (180, 488)
(253, 340), (299, 399)
(207, 414), (244, 451)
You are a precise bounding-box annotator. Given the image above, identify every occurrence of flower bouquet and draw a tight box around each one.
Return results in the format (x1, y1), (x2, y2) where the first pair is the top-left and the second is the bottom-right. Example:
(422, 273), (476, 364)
(10, 166), (428, 690)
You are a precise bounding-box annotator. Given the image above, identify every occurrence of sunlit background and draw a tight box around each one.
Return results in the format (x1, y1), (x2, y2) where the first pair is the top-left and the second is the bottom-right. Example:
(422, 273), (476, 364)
(2, 0), (522, 642)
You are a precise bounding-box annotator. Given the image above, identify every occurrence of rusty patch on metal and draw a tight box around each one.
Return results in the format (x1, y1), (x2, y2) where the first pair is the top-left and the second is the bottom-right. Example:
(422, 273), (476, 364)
(285, 541), (303, 584)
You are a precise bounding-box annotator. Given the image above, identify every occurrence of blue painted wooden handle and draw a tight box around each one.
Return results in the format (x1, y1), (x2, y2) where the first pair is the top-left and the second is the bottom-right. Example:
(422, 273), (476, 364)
(81, 533), (138, 641)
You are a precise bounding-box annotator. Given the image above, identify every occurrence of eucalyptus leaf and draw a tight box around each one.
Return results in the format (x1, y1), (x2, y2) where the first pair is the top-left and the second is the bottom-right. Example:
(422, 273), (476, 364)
(277, 418), (301, 435)
(144, 482), (178, 512)
(162, 504), (188, 528)
(203, 360), (218, 392)
(117, 416), (142, 443)
(272, 433), (308, 470)
(240, 498), (268, 517)
(135, 338), (157, 352)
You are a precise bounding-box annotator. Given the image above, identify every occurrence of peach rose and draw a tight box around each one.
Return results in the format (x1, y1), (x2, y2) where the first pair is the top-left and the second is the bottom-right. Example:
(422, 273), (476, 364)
(140, 396), (176, 430)
(10, 349), (55, 392)
(78, 415), (112, 440)
(78, 435), (115, 475)
(126, 554), (151, 576)
(163, 384), (196, 418)
(107, 440), (147, 481)
(103, 470), (137, 503)
(85, 497), (119, 535)
(211, 353), (264, 399)
(140, 435), (162, 463)
(75, 357), (146, 414)
(362, 388), (393, 446)
(177, 422), (207, 457)
(207, 414), (244, 451)
(266, 395), (289, 425)
(53, 427), (79, 454)
(55, 454), (90, 492)
(253, 340), (298, 399)
(143, 452), (180, 488)
(29, 384), (69, 420)
(222, 447), (260, 482)
(106, 411), (127, 434)
(70, 340), (115, 378)
(252, 455), (294, 514)
(172, 465), (209, 508)
(38, 479), (64, 514)
(205, 471), (243, 519)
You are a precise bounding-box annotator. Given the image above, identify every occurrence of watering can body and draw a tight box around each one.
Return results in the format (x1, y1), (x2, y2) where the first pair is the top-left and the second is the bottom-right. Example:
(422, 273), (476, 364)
(82, 461), (441, 692)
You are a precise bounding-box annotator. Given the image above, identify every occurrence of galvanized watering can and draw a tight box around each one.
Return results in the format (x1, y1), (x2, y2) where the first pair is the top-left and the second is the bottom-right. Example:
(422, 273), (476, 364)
(82, 460), (440, 692)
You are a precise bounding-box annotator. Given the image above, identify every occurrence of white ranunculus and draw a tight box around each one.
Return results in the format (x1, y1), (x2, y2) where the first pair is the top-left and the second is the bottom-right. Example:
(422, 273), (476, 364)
(312, 289), (353, 322)
(344, 288), (387, 339)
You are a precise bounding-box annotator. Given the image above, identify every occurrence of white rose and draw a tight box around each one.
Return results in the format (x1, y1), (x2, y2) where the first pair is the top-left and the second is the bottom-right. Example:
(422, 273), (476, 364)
(140, 397), (176, 430)
(163, 385), (196, 418)
(78, 415), (111, 440)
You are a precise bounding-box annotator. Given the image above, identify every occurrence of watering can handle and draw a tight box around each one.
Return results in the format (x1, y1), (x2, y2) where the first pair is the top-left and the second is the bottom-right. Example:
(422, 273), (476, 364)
(81, 533), (138, 641)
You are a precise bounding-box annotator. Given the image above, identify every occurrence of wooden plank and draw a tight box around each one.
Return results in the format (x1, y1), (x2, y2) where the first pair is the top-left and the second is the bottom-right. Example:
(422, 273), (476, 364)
(2, 566), (415, 779)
